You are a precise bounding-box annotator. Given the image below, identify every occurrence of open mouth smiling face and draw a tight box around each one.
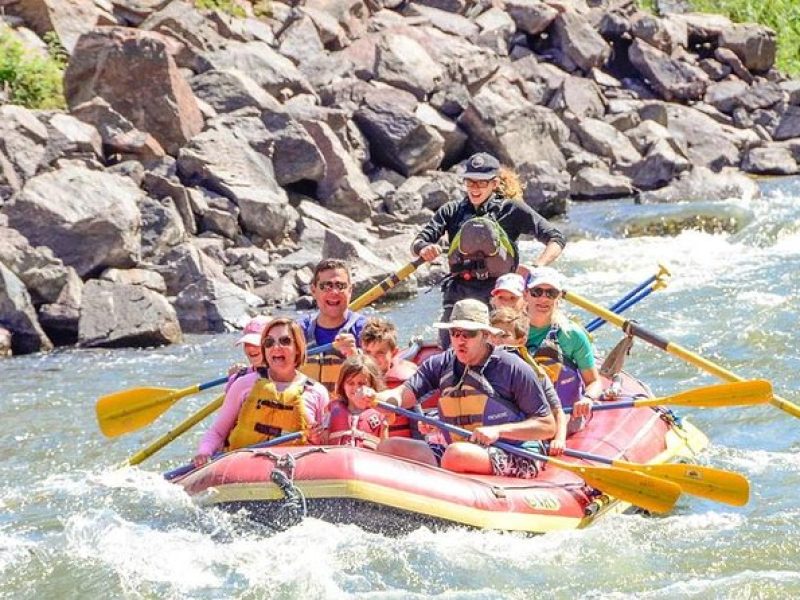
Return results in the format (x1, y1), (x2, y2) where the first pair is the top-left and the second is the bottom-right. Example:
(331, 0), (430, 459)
(263, 325), (296, 372)
(312, 268), (352, 319)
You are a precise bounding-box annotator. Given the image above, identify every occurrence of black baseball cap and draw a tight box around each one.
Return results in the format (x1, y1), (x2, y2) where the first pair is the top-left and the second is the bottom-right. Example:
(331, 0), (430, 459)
(461, 152), (500, 180)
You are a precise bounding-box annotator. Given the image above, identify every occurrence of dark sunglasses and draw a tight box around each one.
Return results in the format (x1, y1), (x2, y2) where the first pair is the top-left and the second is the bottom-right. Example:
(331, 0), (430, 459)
(529, 287), (560, 299)
(263, 335), (293, 348)
(464, 178), (494, 189)
(450, 328), (481, 339)
(316, 281), (349, 292)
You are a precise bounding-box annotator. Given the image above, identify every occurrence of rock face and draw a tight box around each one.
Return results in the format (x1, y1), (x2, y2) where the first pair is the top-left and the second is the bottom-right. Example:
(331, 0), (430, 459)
(1, 0), (800, 355)
(64, 27), (203, 154)
(3, 166), (142, 277)
(78, 279), (182, 347)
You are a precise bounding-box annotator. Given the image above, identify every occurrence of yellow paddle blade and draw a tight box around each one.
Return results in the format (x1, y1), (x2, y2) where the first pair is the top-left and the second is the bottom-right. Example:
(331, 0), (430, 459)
(96, 385), (197, 438)
(638, 380), (773, 409)
(612, 461), (750, 507)
(552, 458), (682, 513)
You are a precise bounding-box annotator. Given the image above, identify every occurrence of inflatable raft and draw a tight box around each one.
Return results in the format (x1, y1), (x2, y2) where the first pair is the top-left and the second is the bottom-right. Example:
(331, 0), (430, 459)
(171, 352), (708, 534)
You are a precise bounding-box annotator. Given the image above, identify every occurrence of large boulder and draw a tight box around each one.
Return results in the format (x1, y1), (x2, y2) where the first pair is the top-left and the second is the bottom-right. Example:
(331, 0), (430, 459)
(173, 277), (262, 333)
(637, 166), (760, 203)
(570, 167), (634, 200)
(373, 33), (445, 100)
(4, 0), (100, 53)
(0, 263), (53, 354)
(190, 69), (281, 113)
(176, 127), (297, 243)
(78, 279), (182, 348)
(741, 145), (798, 176)
(505, 0), (558, 36)
(3, 165), (142, 277)
(568, 117), (642, 169)
(354, 98), (445, 177)
(628, 38), (708, 102)
(38, 267), (83, 346)
(0, 105), (48, 188)
(718, 24), (776, 73)
(551, 11), (611, 73)
(0, 224), (75, 305)
(64, 27), (203, 155)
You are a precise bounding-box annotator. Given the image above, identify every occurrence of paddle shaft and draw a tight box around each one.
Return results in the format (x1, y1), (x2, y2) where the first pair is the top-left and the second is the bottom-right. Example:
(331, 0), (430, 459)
(586, 265), (670, 333)
(125, 394), (225, 467)
(349, 257), (426, 312)
(586, 283), (659, 333)
(163, 431), (303, 480)
(564, 290), (800, 419)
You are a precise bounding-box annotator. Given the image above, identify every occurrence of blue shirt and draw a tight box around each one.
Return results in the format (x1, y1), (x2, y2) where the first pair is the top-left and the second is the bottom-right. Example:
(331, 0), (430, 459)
(296, 310), (367, 348)
(405, 346), (551, 419)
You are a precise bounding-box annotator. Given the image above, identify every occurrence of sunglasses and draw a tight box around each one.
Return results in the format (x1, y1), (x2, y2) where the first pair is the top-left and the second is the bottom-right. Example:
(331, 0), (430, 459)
(263, 335), (293, 348)
(529, 287), (560, 299)
(464, 179), (494, 189)
(450, 328), (481, 339)
(316, 281), (349, 292)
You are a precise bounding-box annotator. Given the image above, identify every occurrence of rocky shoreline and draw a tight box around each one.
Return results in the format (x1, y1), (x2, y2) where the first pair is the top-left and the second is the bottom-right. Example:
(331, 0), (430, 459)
(1, 0), (798, 356)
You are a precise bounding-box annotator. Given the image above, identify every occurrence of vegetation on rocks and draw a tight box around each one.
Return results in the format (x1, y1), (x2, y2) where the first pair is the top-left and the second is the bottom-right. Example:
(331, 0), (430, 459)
(689, 0), (800, 76)
(0, 28), (66, 109)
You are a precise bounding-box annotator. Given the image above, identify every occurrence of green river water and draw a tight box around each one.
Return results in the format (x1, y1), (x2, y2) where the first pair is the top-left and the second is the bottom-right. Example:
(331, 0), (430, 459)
(1, 178), (799, 599)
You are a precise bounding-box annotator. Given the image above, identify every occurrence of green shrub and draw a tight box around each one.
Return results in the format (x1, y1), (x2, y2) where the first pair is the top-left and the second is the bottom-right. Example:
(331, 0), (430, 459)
(0, 27), (66, 109)
(195, 0), (247, 18)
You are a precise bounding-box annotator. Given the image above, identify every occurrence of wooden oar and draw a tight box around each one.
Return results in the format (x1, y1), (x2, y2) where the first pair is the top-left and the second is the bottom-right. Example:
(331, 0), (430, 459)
(563, 380), (773, 414)
(349, 256), (426, 312)
(376, 402), (682, 514)
(562, 448), (749, 506)
(563, 290), (800, 419)
(163, 431), (304, 481)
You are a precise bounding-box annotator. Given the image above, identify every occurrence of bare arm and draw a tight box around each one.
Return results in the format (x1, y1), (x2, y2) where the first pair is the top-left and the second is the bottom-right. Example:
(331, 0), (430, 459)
(533, 240), (564, 267)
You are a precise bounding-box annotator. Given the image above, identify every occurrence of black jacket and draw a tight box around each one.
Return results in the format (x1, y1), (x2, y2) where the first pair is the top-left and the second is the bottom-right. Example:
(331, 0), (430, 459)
(411, 194), (566, 260)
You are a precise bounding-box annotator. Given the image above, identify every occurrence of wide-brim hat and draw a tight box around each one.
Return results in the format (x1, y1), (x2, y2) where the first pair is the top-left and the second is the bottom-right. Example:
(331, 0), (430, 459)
(433, 298), (503, 335)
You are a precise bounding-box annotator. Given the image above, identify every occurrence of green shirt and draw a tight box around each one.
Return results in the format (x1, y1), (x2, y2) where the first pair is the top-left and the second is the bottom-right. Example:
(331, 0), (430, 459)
(526, 321), (596, 371)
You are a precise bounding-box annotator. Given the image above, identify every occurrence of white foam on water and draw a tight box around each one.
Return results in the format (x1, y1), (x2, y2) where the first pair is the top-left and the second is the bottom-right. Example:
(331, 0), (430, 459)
(709, 447), (800, 476)
(64, 510), (224, 593)
(0, 532), (39, 576)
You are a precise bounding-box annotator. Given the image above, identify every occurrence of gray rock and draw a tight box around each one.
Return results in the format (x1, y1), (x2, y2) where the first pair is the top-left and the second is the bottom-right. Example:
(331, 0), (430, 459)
(374, 33), (445, 100)
(301, 119), (376, 221)
(0, 225), (74, 305)
(259, 109), (326, 186)
(37, 267), (83, 346)
(714, 47), (753, 84)
(630, 13), (687, 54)
(154, 242), (227, 296)
(225, 246), (279, 285)
(190, 69), (282, 113)
(552, 10), (611, 73)
(780, 81), (800, 106)
(40, 113), (103, 165)
(698, 58), (731, 81)
(403, 3), (479, 38)
(548, 76), (606, 119)
(571, 167), (634, 199)
(255, 271), (300, 306)
(278, 15), (325, 65)
(518, 161), (570, 218)
(174, 276), (263, 332)
(628, 38), (708, 102)
(741, 145), (798, 176)
(414, 104), (467, 166)
(4, 166), (142, 277)
(704, 79), (749, 114)
(100, 267), (167, 293)
(297, 199), (373, 245)
(773, 106), (800, 141)
(177, 127), (297, 242)
(569, 117), (642, 168)
(354, 99), (445, 177)
(637, 166), (759, 203)
(138, 195), (187, 259)
(0, 263), (53, 354)
(505, 0), (557, 35)
(458, 79), (568, 172)
(630, 138), (691, 190)
(78, 279), (181, 347)
(64, 27), (203, 155)
(0, 105), (48, 186)
(474, 7), (515, 56)
(719, 24), (776, 73)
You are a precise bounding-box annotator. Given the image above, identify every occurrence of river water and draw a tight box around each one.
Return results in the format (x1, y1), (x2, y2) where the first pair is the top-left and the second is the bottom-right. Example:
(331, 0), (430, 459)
(2, 178), (799, 599)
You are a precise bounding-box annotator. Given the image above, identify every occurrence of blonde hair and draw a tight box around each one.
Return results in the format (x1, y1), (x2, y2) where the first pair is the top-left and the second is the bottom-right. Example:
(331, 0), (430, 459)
(260, 317), (307, 369)
(334, 354), (386, 401)
(498, 166), (523, 201)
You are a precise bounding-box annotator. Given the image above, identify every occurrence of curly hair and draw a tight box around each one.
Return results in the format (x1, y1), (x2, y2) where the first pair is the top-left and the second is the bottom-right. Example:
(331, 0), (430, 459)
(497, 166), (524, 201)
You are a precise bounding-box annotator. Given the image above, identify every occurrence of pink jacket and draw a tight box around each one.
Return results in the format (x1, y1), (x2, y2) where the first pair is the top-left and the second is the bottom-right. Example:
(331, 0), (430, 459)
(197, 372), (329, 456)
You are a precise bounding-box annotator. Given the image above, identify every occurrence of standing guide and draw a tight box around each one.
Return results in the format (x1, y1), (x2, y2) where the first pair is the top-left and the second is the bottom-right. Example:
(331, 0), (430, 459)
(411, 152), (566, 346)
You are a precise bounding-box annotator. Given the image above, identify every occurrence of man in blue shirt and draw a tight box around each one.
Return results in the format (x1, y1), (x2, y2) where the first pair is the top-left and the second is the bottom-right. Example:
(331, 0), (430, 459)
(372, 299), (555, 478)
(296, 259), (367, 391)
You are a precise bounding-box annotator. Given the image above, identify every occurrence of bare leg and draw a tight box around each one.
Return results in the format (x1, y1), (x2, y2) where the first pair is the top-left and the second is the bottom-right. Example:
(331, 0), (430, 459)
(440, 442), (492, 475)
(377, 438), (438, 467)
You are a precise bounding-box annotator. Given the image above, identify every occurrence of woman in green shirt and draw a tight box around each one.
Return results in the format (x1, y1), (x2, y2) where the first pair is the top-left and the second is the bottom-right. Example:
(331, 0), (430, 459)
(524, 267), (603, 453)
